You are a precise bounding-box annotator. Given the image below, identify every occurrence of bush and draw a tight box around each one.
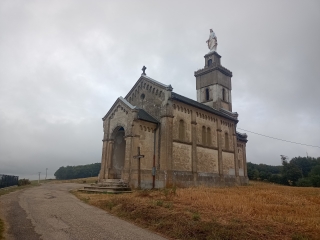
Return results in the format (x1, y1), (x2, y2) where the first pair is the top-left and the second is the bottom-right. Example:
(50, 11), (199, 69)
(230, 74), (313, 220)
(296, 178), (312, 187)
(18, 179), (31, 186)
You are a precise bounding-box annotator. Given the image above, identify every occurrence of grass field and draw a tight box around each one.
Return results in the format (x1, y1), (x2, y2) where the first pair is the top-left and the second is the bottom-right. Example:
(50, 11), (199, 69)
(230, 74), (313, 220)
(74, 181), (320, 240)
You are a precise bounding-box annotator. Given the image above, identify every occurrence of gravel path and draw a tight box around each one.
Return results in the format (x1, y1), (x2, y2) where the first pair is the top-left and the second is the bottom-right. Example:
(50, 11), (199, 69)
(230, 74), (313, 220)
(0, 183), (166, 240)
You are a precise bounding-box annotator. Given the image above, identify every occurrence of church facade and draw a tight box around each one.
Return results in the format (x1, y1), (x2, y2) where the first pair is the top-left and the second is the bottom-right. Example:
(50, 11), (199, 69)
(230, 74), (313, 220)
(99, 51), (248, 188)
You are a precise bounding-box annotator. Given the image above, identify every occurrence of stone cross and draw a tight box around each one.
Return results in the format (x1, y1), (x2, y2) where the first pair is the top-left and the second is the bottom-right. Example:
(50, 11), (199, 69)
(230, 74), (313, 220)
(133, 147), (144, 189)
(141, 66), (147, 75)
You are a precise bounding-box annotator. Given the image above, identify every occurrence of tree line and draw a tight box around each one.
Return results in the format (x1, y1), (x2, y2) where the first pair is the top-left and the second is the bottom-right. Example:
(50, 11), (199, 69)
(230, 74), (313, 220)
(54, 163), (101, 180)
(247, 156), (320, 187)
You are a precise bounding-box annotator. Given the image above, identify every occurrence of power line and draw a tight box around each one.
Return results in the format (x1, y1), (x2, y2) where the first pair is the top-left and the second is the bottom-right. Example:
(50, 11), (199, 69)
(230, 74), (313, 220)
(237, 128), (320, 148)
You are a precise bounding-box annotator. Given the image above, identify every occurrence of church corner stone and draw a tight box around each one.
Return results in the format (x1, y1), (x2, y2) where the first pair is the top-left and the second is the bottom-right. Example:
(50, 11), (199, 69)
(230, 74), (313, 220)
(99, 42), (249, 189)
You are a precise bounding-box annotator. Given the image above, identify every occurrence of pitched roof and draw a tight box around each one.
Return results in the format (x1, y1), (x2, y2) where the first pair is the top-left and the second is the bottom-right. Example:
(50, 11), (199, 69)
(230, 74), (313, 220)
(142, 75), (170, 88)
(102, 96), (135, 120)
(125, 74), (171, 99)
(137, 108), (159, 124)
(170, 92), (238, 122)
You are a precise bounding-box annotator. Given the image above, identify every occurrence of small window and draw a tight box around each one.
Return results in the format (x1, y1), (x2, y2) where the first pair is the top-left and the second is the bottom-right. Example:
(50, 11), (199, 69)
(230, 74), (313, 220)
(208, 59), (212, 67)
(225, 132), (229, 150)
(179, 120), (185, 141)
(207, 127), (211, 146)
(202, 126), (206, 145)
(222, 88), (226, 101)
(140, 93), (145, 100)
(205, 88), (209, 101)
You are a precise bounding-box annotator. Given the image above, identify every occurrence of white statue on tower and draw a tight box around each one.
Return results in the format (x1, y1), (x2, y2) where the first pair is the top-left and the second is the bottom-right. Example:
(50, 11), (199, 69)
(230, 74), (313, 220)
(206, 29), (217, 52)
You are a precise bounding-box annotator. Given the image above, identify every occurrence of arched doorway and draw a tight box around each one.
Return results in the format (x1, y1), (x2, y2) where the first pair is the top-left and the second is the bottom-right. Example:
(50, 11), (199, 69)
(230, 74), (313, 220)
(111, 127), (126, 179)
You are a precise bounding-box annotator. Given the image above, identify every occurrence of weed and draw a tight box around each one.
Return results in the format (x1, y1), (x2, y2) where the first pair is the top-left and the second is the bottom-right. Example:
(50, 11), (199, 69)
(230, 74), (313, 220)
(155, 200), (163, 206)
(137, 190), (151, 198)
(163, 202), (173, 209)
(162, 188), (169, 199)
(292, 233), (310, 240)
(106, 200), (116, 210)
(192, 212), (201, 221)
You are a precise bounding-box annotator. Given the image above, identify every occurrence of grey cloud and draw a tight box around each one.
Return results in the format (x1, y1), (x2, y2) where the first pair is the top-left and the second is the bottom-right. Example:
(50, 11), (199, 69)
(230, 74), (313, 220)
(1, 0), (319, 179)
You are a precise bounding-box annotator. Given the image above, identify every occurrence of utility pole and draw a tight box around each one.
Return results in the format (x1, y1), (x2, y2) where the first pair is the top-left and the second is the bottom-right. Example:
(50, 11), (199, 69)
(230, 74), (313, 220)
(38, 172), (41, 184)
(45, 168), (48, 180)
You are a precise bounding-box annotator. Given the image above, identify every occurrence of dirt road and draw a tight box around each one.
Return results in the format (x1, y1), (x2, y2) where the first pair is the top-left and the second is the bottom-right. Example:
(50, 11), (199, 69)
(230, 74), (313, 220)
(0, 183), (166, 240)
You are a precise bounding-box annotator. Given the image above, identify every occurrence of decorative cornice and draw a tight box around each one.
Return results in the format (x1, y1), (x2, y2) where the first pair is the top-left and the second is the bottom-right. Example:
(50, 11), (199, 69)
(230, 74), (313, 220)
(196, 144), (218, 150)
(125, 75), (170, 100)
(236, 131), (248, 143)
(124, 134), (140, 138)
(102, 97), (135, 121)
(194, 65), (232, 77)
(222, 149), (235, 154)
(173, 139), (192, 145)
(160, 114), (174, 118)
(204, 51), (221, 58)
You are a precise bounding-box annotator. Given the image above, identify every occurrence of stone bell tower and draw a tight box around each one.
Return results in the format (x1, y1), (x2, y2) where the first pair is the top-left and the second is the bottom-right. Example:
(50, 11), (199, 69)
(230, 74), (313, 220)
(194, 51), (233, 111)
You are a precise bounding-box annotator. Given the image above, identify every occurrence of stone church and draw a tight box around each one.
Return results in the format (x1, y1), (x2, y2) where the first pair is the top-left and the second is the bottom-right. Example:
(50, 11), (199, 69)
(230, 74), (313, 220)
(98, 51), (248, 188)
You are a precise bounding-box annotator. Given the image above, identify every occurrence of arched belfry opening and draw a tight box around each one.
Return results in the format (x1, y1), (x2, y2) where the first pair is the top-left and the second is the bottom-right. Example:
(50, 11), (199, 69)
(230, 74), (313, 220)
(111, 126), (126, 179)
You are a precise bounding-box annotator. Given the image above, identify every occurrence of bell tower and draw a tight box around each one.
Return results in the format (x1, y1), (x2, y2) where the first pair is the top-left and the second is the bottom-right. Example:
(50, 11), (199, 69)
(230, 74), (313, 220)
(194, 51), (233, 111)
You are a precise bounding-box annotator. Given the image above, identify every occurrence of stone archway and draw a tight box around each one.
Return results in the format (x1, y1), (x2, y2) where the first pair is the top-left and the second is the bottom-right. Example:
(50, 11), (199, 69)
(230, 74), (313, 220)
(111, 127), (126, 179)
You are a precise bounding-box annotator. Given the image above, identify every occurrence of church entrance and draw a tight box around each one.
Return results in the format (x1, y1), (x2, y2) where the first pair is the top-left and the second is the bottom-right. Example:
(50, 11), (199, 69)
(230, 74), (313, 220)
(111, 127), (126, 179)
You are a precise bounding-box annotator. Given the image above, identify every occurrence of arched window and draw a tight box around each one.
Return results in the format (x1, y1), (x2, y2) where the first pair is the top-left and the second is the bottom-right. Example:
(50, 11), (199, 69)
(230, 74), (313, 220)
(202, 126), (206, 145)
(208, 59), (212, 67)
(225, 132), (229, 150)
(179, 120), (185, 141)
(222, 88), (226, 101)
(207, 127), (211, 146)
(205, 88), (209, 101)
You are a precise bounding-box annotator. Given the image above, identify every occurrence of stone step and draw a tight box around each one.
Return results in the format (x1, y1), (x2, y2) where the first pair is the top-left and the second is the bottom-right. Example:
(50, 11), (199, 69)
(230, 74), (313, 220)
(84, 186), (131, 191)
(79, 179), (132, 194)
(78, 188), (132, 194)
(102, 179), (124, 183)
(94, 183), (129, 187)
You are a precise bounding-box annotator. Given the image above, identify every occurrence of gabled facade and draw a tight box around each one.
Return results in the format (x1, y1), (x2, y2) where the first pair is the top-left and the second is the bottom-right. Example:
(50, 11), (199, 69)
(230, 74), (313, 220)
(99, 52), (248, 188)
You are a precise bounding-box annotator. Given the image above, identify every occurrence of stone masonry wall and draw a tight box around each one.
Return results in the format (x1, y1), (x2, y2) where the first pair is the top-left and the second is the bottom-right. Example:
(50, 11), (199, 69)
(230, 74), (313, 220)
(220, 120), (235, 152)
(197, 147), (218, 173)
(126, 79), (166, 120)
(196, 112), (218, 147)
(138, 122), (157, 170)
(172, 104), (192, 142)
(172, 142), (192, 171)
(222, 151), (235, 175)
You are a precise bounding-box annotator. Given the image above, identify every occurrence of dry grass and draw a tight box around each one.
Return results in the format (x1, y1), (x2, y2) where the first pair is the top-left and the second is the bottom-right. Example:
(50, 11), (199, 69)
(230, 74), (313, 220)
(43, 177), (98, 184)
(73, 181), (320, 240)
(0, 218), (4, 240)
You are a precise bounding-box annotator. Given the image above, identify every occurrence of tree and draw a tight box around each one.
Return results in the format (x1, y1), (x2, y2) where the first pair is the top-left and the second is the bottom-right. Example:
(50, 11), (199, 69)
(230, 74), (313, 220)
(281, 160), (302, 186)
(310, 165), (320, 187)
(54, 163), (101, 180)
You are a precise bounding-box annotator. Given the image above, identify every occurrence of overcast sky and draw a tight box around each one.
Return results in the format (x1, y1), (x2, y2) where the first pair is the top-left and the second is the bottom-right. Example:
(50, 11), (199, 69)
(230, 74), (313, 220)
(1, 0), (319, 180)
